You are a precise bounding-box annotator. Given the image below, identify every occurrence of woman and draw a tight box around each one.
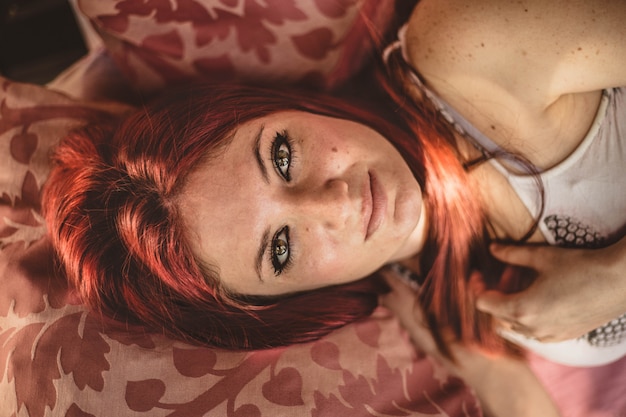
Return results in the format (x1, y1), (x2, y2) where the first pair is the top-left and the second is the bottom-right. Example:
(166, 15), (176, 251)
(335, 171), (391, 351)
(43, 0), (624, 370)
(44, 82), (564, 416)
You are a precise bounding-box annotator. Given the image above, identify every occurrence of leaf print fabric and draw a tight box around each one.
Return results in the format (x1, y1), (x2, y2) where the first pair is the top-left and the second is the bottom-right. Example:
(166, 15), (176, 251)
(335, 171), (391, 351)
(77, 0), (397, 94)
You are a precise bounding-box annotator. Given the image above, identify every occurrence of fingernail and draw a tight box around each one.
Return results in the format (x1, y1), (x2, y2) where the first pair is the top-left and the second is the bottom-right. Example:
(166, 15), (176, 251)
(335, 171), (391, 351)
(490, 242), (503, 252)
(469, 273), (486, 295)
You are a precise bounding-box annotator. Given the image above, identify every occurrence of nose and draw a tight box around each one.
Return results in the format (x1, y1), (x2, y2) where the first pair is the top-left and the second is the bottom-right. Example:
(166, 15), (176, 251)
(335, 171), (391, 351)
(288, 178), (353, 230)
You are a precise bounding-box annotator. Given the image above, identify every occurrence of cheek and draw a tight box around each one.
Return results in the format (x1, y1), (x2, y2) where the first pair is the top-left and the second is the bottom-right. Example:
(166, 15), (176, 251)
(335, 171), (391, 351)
(299, 236), (351, 282)
(302, 235), (340, 270)
(305, 241), (383, 287)
(307, 131), (359, 162)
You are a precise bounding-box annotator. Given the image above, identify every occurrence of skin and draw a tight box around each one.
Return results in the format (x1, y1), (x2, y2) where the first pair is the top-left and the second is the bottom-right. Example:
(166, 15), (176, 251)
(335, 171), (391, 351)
(178, 111), (428, 296)
(405, 0), (626, 340)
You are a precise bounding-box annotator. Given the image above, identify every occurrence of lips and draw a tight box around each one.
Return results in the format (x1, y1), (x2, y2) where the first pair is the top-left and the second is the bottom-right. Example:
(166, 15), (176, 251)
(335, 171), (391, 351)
(364, 171), (387, 240)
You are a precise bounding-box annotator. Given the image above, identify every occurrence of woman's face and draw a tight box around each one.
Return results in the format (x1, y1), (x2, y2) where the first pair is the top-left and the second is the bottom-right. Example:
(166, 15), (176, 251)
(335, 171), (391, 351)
(179, 111), (427, 296)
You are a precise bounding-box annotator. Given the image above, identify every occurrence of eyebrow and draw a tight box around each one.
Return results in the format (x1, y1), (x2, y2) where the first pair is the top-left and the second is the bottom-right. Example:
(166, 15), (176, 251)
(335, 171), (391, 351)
(253, 124), (268, 283)
(253, 124), (269, 184)
(255, 229), (269, 283)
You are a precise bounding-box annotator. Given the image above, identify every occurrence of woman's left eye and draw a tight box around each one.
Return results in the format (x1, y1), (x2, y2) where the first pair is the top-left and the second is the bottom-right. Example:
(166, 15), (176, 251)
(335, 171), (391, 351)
(272, 131), (292, 181)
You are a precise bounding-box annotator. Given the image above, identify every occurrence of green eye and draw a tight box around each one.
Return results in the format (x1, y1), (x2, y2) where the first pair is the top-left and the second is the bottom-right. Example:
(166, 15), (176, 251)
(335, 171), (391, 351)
(274, 239), (287, 256)
(276, 147), (289, 170)
(271, 226), (291, 275)
(272, 131), (292, 181)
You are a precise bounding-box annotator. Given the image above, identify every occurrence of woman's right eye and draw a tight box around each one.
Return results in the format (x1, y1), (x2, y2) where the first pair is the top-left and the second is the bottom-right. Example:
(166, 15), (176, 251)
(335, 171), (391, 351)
(270, 226), (292, 275)
(271, 131), (293, 181)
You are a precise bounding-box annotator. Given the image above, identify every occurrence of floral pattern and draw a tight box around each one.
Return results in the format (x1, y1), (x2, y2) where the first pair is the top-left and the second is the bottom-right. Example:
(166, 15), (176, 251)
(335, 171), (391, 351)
(77, 0), (396, 94)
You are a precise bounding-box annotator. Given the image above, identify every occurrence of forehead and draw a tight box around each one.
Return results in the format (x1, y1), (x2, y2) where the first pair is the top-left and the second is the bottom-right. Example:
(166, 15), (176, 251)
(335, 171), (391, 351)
(178, 116), (265, 279)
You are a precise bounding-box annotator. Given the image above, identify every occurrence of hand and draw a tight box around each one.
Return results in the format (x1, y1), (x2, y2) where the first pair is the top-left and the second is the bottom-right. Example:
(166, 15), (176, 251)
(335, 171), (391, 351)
(476, 239), (626, 342)
(380, 269), (561, 417)
(378, 268), (458, 372)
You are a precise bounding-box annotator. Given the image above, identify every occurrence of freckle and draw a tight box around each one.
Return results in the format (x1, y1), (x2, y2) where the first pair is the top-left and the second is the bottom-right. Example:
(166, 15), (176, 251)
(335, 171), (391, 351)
(578, 47), (582, 51)
(490, 125), (496, 130)
(481, 42), (485, 47)
(331, 147), (338, 152)
(521, 50), (527, 56)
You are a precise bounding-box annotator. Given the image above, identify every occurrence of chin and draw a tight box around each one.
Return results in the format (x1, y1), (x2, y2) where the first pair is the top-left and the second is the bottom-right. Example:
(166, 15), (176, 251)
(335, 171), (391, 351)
(390, 217), (424, 263)
(394, 209), (422, 243)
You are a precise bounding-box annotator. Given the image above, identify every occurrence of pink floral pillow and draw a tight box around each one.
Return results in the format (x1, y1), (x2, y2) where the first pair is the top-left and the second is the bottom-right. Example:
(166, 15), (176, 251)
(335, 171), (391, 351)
(0, 76), (482, 416)
(76, 0), (400, 94)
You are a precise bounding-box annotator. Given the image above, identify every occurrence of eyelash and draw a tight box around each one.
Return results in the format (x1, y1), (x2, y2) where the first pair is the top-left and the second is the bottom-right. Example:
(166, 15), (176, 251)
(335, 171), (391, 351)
(269, 226), (293, 276)
(270, 130), (295, 181)
(269, 130), (295, 275)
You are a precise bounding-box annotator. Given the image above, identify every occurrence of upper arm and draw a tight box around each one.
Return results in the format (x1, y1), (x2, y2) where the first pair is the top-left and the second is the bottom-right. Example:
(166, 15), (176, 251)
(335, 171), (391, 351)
(407, 0), (626, 108)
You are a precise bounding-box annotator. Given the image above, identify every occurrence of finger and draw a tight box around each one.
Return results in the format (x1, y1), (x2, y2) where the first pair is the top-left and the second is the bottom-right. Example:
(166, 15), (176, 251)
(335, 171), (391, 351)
(379, 291), (413, 315)
(495, 319), (546, 345)
(509, 322), (533, 336)
(507, 323), (555, 343)
(475, 289), (520, 321)
(380, 269), (417, 298)
(379, 271), (420, 316)
(468, 271), (487, 296)
(379, 271), (440, 354)
(493, 317), (514, 333)
(490, 243), (542, 269)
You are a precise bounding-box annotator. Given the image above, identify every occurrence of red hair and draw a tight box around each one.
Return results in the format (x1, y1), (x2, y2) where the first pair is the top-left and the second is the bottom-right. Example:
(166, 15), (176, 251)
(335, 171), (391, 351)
(43, 81), (507, 352)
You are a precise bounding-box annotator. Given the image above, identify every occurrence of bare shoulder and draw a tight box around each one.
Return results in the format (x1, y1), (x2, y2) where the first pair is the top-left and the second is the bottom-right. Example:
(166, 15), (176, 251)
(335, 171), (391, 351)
(406, 0), (626, 105)
(405, 0), (543, 69)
